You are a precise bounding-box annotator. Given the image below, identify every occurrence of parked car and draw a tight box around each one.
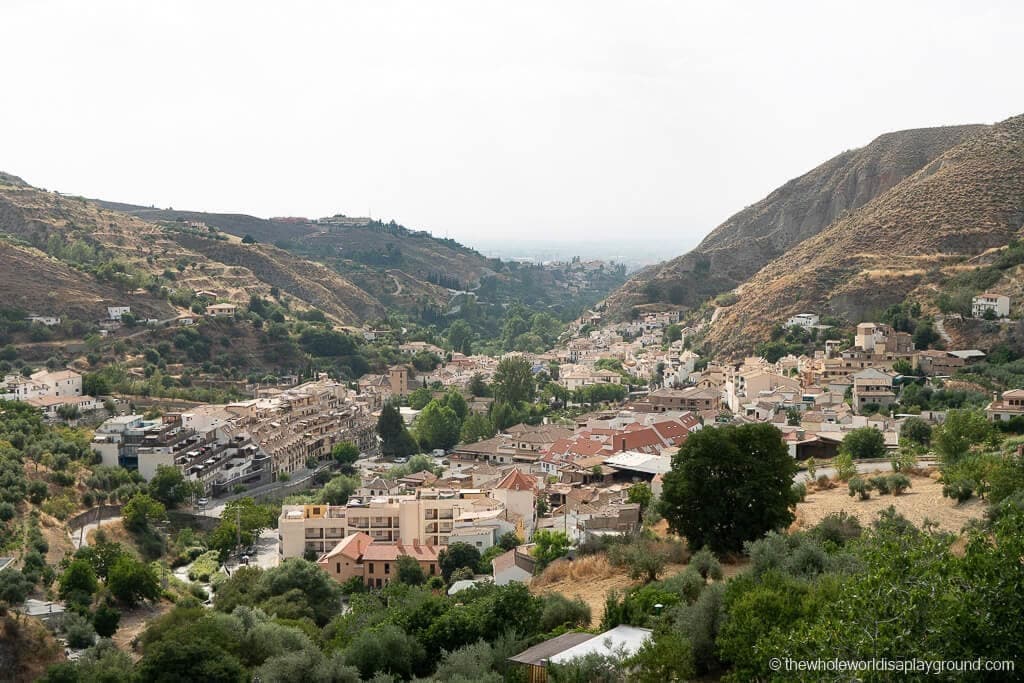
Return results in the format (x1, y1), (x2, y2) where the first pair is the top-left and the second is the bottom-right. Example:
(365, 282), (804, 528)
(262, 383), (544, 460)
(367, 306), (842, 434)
(197, 497), (209, 507)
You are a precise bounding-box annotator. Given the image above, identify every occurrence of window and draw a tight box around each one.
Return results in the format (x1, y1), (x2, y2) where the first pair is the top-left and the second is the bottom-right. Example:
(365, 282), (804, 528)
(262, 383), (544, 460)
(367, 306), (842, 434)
(429, 564), (436, 575)
(369, 563), (374, 574)
(384, 563), (390, 574)
(336, 563), (341, 573)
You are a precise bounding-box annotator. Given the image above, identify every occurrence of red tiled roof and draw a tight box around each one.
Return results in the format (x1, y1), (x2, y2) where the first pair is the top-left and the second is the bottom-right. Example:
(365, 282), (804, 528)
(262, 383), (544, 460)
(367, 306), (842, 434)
(494, 469), (538, 491)
(362, 542), (443, 562)
(611, 427), (664, 453)
(319, 532), (373, 562)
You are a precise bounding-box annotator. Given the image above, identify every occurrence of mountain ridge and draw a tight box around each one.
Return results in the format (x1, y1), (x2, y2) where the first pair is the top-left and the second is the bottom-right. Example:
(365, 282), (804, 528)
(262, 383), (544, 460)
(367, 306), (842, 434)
(704, 113), (1024, 355)
(603, 123), (987, 319)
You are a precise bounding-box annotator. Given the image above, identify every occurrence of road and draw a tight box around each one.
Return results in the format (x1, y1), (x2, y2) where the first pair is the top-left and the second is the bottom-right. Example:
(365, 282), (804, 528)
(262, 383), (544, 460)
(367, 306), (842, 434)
(70, 515), (122, 550)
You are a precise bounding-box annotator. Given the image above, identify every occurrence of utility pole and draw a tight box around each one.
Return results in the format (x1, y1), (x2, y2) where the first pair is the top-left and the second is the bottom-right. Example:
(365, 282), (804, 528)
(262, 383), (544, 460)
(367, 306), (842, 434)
(236, 505), (241, 551)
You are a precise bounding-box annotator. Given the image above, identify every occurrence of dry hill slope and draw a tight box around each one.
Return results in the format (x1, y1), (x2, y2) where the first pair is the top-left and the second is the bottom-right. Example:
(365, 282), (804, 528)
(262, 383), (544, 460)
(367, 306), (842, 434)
(604, 124), (986, 318)
(0, 178), (383, 324)
(707, 113), (1024, 355)
(0, 240), (174, 320)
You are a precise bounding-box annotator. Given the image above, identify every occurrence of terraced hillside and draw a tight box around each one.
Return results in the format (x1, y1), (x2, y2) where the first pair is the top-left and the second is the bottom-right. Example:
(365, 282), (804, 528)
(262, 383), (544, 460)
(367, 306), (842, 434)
(95, 203), (504, 299)
(707, 114), (1024, 355)
(0, 177), (383, 325)
(604, 124), (986, 319)
(94, 202), (629, 318)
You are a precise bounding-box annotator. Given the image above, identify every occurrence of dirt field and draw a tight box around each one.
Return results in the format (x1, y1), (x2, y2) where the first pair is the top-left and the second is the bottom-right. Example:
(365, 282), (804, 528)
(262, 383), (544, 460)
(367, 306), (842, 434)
(793, 472), (987, 533)
(531, 554), (745, 627)
(39, 512), (76, 566)
(113, 603), (171, 660)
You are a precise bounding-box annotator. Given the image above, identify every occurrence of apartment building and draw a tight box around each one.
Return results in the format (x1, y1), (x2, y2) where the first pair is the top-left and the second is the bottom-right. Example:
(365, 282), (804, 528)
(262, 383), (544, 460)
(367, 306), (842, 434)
(92, 412), (264, 488)
(851, 368), (897, 411)
(278, 488), (510, 559)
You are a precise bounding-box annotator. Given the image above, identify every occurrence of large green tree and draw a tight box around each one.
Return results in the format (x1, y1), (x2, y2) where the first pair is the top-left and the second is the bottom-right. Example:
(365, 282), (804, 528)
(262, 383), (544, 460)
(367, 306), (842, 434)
(148, 464), (199, 508)
(122, 493), (166, 532)
(415, 400), (461, 452)
(839, 427), (887, 460)
(331, 441), (360, 472)
(107, 555), (160, 606)
(933, 409), (999, 466)
(661, 423), (799, 554)
(460, 413), (496, 444)
(492, 357), (536, 405)
(438, 543), (482, 582)
(377, 401), (418, 458)
(446, 320), (474, 355)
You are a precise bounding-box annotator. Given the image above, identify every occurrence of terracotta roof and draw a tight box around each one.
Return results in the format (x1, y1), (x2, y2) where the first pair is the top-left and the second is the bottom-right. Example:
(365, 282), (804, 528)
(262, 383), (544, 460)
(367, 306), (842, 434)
(650, 420), (689, 443)
(319, 532), (373, 562)
(362, 541), (443, 562)
(494, 469), (538, 491)
(611, 427), (664, 453)
(545, 437), (607, 458)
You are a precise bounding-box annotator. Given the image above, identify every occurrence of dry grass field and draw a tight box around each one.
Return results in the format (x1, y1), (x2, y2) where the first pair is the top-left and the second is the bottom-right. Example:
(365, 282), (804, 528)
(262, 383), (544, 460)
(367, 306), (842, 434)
(793, 471), (987, 533)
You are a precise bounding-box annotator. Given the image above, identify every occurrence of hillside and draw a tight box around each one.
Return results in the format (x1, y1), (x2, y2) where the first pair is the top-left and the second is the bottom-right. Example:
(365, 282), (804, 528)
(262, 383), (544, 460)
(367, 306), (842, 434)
(94, 202), (629, 320)
(604, 124), (985, 319)
(707, 113), (1024, 355)
(94, 202), (505, 301)
(0, 178), (383, 325)
(0, 240), (174, 321)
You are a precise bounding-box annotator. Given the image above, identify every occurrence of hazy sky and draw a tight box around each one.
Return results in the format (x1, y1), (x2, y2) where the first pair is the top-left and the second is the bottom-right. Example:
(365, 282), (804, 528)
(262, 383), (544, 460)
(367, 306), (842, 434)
(2, 1), (1021, 251)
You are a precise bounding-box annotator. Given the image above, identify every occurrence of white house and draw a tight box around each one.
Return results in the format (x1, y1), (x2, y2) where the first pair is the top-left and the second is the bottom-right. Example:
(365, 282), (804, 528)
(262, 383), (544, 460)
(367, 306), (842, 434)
(30, 370), (83, 398)
(492, 548), (536, 586)
(972, 293), (1010, 319)
(26, 315), (61, 326)
(786, 313), (820, 328)
(107, 306), (131, 320)
(205, 303), (238, 317)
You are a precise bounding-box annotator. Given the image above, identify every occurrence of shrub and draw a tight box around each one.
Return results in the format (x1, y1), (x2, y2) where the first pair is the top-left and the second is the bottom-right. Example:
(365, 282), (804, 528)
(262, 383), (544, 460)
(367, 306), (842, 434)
(868, 475), (891, 495)
(792, 482), (807, 502)
(539, 593), (592, 632)
(887, 474), (912, 495)
(833, 452), (857, 481)
(943, 477), (975, 504)
(848, 477), (871, 500)
(92, 602), (121, 638)
(63, 612), (96, 649)
(690, 547), (723, 581)
(811, 512), (862, 547)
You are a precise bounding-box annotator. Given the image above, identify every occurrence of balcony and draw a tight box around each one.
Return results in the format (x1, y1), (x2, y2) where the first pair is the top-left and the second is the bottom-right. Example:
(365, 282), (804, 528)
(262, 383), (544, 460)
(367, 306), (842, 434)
(304, 529), (324, 539)
(370, 518), (396, 528)
(349, 520), (370, 529)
